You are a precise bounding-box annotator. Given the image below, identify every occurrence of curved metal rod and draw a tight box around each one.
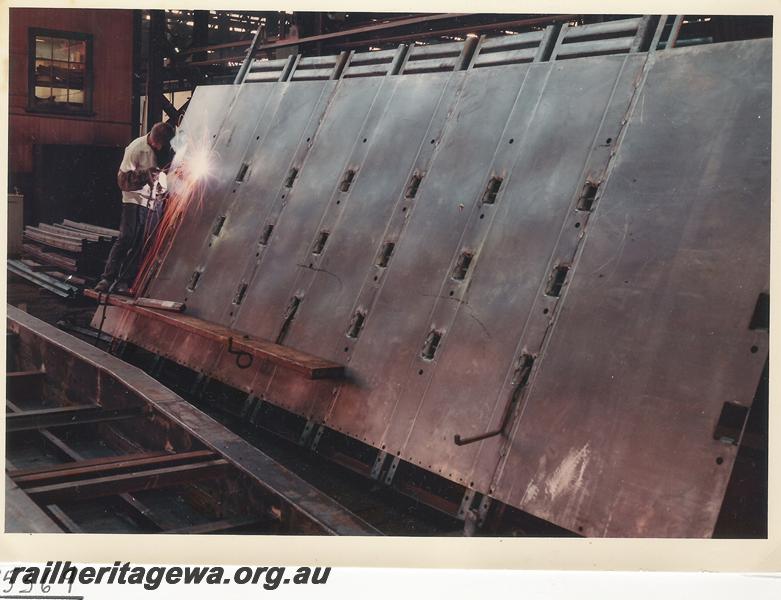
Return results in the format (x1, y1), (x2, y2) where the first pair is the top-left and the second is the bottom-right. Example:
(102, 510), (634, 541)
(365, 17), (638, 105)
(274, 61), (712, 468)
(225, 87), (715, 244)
(227, 337), (254, 369)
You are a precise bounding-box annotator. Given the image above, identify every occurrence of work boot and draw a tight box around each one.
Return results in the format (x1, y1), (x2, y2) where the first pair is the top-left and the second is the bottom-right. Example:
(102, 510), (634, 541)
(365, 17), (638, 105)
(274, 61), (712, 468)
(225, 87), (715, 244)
(113, 282), (131, 295)
(94, 279), (112, 292)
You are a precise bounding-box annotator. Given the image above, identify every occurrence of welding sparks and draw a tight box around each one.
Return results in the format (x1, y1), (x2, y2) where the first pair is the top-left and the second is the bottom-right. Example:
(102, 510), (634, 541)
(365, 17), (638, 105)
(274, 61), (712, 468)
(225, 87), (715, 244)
(131, 132), (217, 293)
(185, 145), (213, 182)
(172, 130), (216, 184)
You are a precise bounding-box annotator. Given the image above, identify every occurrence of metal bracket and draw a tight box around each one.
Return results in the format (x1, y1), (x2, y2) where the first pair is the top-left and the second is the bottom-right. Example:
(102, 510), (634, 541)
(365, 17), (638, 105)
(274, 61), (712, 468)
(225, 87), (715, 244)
(310, 425), (326, 451)
(189, 372), (209, 399)
(249, 397), (265, 426)
(461, 491), (492, 535)
(298, 419), (318, 446)
(370, 450), (390, 480)
(149, 353), (165, 378)
(383, 456), (401, 485)
(457, 488), (478, 519)
(240, 394), (259, 419)
(109, 338), (127, 357)
(477, 494), (493, 524)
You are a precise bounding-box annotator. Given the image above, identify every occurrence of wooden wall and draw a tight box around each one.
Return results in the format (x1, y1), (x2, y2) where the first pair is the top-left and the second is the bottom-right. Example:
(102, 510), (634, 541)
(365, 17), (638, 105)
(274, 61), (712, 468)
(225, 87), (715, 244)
(8, 8), (134, 222)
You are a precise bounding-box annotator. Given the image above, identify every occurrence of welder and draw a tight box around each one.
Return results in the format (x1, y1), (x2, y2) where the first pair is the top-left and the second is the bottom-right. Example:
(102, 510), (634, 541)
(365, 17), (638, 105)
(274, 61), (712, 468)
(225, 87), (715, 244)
(95, 122), (176, 294)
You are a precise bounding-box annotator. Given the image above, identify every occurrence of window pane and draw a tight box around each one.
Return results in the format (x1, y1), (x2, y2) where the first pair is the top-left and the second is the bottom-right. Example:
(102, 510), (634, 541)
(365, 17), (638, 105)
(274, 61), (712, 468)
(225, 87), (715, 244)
(51, 60), (69, 86)
(68, 89), (84, 105)
(51, 87), (68, 103)
(69, 40), (86, 63)
(34, 59), (53, 84)
(30, 31), (91, 112)
(68, 63), (85, 89)
(35, 36), (52, 59)
(34, 86), (53, 101)
(52, 37), (69, 61)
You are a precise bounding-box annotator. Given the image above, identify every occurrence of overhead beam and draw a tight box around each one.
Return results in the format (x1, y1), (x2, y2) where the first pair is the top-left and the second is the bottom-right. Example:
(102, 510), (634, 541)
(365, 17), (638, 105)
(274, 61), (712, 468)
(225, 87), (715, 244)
(328, 15), (577, 49)
(185, 13), (477, 56)
(189, 14), (574, 67)
(146, 9), (166, 128)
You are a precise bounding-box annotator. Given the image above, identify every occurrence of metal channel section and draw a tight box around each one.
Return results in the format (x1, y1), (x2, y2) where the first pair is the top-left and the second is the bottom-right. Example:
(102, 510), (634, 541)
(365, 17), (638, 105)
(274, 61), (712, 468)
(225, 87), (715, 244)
(11, 306), (377, 535)
(96, 19), (770, 537)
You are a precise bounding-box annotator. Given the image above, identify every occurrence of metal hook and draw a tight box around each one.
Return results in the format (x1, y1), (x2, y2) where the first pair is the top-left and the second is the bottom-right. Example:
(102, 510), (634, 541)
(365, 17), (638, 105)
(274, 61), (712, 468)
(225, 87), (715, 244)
(227, 336), (253, 369)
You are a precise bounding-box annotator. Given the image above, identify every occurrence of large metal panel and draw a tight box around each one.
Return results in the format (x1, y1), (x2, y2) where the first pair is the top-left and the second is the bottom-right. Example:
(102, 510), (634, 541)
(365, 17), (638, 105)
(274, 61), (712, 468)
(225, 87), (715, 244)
(491, 40), (771, 537)
(230, 76), (394, 341)
(184, 80), (340, 322)
(149, 83), (276, 301)
(393, 55), (646, 491)
(277, 72), (466, 419)
(323, 65), (533, 444)
(107, 35), (770, 537)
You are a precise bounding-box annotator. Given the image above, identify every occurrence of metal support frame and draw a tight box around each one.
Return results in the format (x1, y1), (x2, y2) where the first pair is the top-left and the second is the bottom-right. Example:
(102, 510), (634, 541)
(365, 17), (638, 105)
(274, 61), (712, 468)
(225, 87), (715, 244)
(145, 10), (166, 129)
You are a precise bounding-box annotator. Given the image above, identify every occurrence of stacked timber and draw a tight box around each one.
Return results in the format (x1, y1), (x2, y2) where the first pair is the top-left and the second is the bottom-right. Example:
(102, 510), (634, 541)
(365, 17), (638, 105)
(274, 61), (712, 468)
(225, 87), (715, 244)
(12, 220), (119, 296)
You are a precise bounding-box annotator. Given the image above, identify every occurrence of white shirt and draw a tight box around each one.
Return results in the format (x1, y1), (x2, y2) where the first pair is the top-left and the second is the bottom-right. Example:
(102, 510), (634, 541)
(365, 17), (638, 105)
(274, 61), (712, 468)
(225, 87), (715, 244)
(119, 135), (158, 208)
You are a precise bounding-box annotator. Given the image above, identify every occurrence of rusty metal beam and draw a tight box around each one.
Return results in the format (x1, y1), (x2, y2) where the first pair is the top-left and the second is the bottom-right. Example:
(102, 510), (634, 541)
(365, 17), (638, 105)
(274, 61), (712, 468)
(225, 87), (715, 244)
(25, 459), (230, 504)
(11, 450), (217, 488)
(7, 405), (145, 432)
(9, 305), (379, 535)
(327, 15), (576, 50)
(184, 13), (477, 56)
(88, 295), (345, 379)
(190, 14), (574, 67)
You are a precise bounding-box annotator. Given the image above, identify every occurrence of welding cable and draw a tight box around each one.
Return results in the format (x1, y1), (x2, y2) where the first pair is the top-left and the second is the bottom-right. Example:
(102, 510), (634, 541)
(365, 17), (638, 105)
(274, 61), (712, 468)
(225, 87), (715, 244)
(93, 202), (148, 347)
(93, 290), (111, 346)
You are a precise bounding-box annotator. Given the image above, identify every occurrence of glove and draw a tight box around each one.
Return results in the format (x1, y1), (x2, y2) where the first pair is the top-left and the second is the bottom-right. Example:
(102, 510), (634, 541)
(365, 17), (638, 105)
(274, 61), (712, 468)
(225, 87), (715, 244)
(117, 167), (159, 191)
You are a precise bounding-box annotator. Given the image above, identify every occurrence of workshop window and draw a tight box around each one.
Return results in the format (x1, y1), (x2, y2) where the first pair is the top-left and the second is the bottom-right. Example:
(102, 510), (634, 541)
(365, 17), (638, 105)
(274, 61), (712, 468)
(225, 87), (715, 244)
(28, 29), (93, 115)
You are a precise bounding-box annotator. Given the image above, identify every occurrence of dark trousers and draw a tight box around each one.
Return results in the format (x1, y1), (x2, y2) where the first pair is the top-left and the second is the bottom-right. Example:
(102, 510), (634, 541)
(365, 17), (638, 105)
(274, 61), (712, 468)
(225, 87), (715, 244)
(101, 202), (149, 284)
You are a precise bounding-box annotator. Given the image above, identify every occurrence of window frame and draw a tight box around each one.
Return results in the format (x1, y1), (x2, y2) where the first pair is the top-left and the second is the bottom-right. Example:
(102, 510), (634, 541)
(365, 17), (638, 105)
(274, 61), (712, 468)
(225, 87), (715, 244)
(27, 27), (95, 116)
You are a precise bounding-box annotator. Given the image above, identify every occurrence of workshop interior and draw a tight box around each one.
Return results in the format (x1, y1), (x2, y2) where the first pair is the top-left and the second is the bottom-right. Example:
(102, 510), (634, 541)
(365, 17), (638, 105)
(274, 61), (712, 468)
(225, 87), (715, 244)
(6, 10), (771, 537)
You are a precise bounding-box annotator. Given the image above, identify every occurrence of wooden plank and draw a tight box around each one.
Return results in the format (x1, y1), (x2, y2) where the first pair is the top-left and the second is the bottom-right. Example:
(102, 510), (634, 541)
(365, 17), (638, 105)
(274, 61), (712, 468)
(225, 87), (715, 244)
(86, 293), (345, 379)
(62, 219), (120, 238)
(7, 405), (145, 432)
(57, 224), (113, 241)
(24, 227), (86, 252)
(84, 288), (184, 312)
(21, 243), (79, 272)
(38, 223), (101, 241)
(26, 459), (230, 504)
(12, 450), (217, 487)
